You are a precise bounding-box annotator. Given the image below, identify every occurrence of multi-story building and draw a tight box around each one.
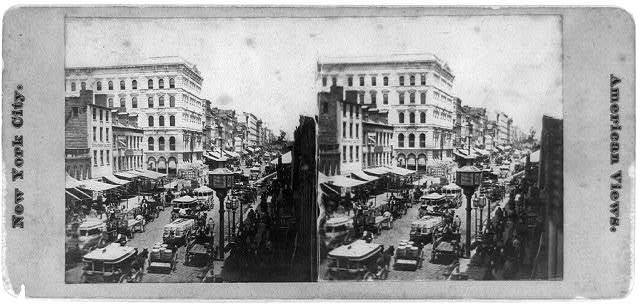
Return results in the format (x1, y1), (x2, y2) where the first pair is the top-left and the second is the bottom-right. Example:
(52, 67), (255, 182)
(318, 54), (455, 171)
(111, 111), (145, 173)
(210, 107), (237, 151)
(243, 112), (259, 148)
(65, 56), (206, 176)
(318, 86), (364, 176)
(65, 90), (114, 180)
(360, 102), (394, 169)
(495, 111), (513, 145)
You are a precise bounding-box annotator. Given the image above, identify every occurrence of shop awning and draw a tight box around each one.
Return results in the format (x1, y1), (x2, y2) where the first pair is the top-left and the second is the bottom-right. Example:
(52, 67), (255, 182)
(453, 149), (478, 160)
(78, 180), (120, 192)
(473, 148), (490, 156)
(224, 150), (240, 158)
(66, 187), (92, 201)
(102, 175), (130, 185)
(327, 175), (367, 188)
(442, 183), (462, 191)
(194, 186), (215, 193)
(204, 150), (228, 162)
(270, 151), (292, 165)
(350, 170), (378, 182)
(66, 174), (83, 189)
(114, 171), (140, 179)
(385, 166), (415, 176)
(363, 167), (391, 176)
(253, 171), (277, 185)
(173, 195), (197, 203)
(134, 169), (167, 180)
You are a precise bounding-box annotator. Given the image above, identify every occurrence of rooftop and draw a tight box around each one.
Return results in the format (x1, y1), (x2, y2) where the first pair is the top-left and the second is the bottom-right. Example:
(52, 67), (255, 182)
(319, 53), (451, 72)
(66, 56), (201, 76)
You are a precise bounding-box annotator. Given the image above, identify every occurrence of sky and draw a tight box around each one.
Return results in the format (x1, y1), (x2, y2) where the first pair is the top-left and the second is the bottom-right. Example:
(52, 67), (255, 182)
(66, 15), (562, 136)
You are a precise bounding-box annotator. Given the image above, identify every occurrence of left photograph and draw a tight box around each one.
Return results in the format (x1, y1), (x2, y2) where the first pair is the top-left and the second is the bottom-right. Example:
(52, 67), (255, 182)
(63, 18), (318, 283)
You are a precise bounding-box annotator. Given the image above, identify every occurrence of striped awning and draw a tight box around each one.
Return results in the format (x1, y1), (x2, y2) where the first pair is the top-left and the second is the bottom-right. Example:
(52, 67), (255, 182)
(102, 175), (130, 185)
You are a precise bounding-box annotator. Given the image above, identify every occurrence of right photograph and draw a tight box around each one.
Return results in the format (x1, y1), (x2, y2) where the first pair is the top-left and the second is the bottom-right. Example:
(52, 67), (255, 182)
(316, 15), (563, 281)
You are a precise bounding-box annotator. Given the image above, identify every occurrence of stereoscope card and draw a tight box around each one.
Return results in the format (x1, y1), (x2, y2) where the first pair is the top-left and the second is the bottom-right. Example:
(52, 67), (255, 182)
(0, 6), (635, 299)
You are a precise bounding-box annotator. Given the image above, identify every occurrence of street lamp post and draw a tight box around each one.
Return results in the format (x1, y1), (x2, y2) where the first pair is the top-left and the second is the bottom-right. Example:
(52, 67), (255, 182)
(455, 165), (482, 258)
(476, 195), (486, 233)
(209, 167), (235, 260)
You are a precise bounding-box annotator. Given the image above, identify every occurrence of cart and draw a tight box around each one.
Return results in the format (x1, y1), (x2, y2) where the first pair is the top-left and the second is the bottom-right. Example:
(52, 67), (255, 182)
(430, 231), (462, 263)
(409, 216), (443, 246)
(325, 240), (384, 280)
(393, 241), (424, 271)
(148, 243), (178, 273)
(80, 243), (141, 283)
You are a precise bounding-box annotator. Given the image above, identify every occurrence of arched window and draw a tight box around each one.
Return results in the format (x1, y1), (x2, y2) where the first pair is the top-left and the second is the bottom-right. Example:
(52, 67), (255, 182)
(159, 116), (165, 127)
(108, 81), (113, 90)
(148, 96), (154, 108)
(120, 80), (125, 90)
(107, 98), (113, 108)
(131, 96), (137, 108)
(409, 134), (415, 147)
(398, 134), (405, 147)
(420, 92), (426, 104)
(409, 112), (415, 123)
(383, 76), (389, 86)
(96, 81), (102, 91)
(169, 115), (175, 126)
(420, 112), (426, 123)
(132, 80), (137, 89)
(81, 82), (86, 90)
(71, 82), (76, 91)
(148, 137), (154, 151)
(169, 95), (175, 107)
(399, 76), (405, 86)
(148, 116), (154, 127)
(410, 92), (415, 103)
(159, 96), (165, 107)
(158, 137), (165, 151)
(399, 112), (405, 123)
(148, 79), (154, 89)
(420, 133), (426, 147)
(159, 79), (164, 89)
(410, 75), (415, 86)
(169, 137), (176, 151)
(169, 78), (175, 88)
(120, 97), (125, 108)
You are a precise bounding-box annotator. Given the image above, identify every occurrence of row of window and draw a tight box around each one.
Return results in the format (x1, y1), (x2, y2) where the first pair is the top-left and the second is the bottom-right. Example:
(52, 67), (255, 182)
(120, 136), (142, 149)
(108, 95), (176, 109)
(365, 151), (392, 167)
(397, 110), (453, 124)
(92, 126), (110, 143)
(69, 78), (176, 92)
(147, 136), (177, 151)
(397, 133), (452, 148)
(92, 108), (110, 122)
(322, 73), (451, 88)
(148, 115), (176, 127)
(342, 122), (360, 139)
(93, 149), (111, 166)
(342, 145), (360, 163)
(114, 155), (143, 171)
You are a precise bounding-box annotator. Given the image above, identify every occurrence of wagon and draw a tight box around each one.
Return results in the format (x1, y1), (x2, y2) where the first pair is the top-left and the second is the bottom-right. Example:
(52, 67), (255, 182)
(80, 243), (140, 283)
(431, 231), (462, 263)
(409, 216), (443, 246)
(393, 240), (424, 271)
(147, 243), (177, 273)
(325, 240), (383, 280)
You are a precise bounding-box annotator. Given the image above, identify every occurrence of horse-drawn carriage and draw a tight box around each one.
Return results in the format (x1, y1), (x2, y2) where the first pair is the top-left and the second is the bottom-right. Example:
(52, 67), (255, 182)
(388, 196), (408, 219)
(80, 243), (143, 283)
(409, 216), (444, 246)
(323, 216), (354, 250)
(185, 231), (214, 266)
(163, 218), (196, 247)
(172, 196), (203, 219)
(325, 240), (385, 280)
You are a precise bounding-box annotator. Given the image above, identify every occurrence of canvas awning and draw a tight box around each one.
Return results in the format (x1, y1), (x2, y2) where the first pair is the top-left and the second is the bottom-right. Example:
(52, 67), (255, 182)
(385, 166), (415, 176)
(134, 169), (167, 179)
(253, 171), (277, 185)
(350, 170), (378, 182)
(66, 173), (82, 189)
(102, 175), (130, 185)
(114, 170), (140, 179)
(473, 148), (490, 156)
(78, 180), (120, 192)
(363, 167), (391, 176)
(194, 186), (215, 194)
(66, 187), (92, 201)
(327, 175), (367, 188)
(224, 150), (240, 158)
(204, 150), (228, 162)
(270, 151), (292, 165)
(442, 183), (462, 191)
(163, 181), (178, 189)
(173, 195), (197, 203)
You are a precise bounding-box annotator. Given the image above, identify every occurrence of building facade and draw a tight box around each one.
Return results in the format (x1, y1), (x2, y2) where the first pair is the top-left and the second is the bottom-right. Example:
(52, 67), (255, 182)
(65, 56), (206, 176)
(111, 111), (145, 173)
(495, 111), (513, 145)
(318, 54), (455, 171)
(243, 112), (259, 148)
(361, 105), (394, 169)
(65, 90), (114, 180)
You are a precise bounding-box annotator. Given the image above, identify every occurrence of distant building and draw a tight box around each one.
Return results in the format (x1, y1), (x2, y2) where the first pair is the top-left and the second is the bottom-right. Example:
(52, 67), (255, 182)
(65, 56), (207, 177)
(65, 90), (114, 179)
(361, 103), (394, 169)
(318, 54), (455, 170)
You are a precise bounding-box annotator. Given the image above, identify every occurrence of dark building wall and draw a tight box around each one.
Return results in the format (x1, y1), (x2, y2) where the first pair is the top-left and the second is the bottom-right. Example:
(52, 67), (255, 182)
(317, 86), (343, 175)
(291, 115), (318, 281)
(538, 115), (563, 280)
